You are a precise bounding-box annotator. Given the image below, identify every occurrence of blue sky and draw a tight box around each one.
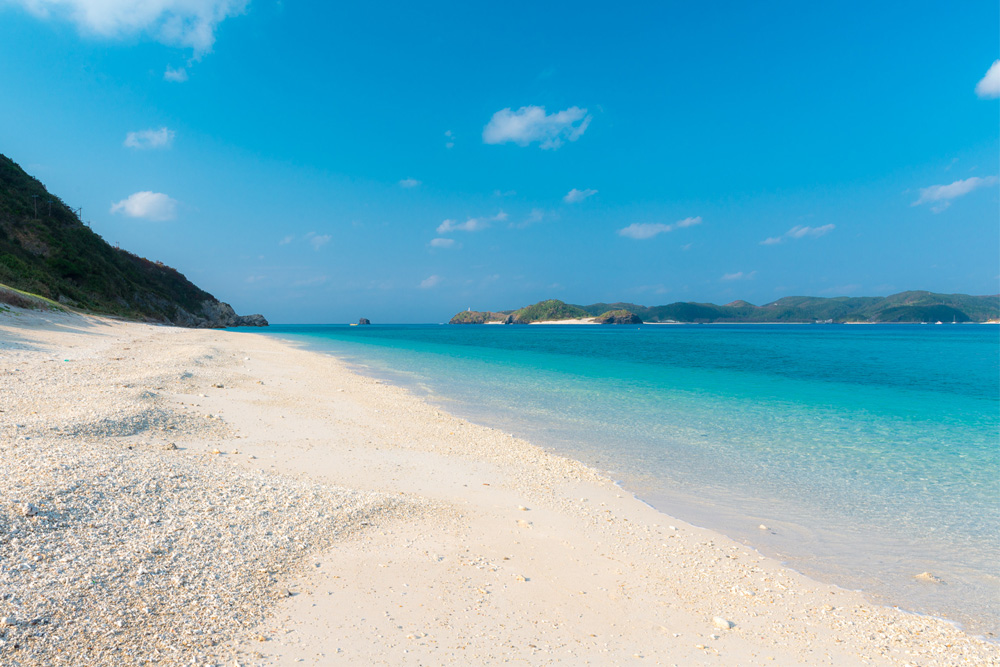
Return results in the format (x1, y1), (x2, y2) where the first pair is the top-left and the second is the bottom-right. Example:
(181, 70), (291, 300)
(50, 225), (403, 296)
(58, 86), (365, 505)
(1, 1), (997, 323)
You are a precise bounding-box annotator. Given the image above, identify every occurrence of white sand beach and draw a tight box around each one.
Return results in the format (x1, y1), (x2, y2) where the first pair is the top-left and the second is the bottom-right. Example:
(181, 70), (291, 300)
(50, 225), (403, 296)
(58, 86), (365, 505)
(1, 308), (997, 666)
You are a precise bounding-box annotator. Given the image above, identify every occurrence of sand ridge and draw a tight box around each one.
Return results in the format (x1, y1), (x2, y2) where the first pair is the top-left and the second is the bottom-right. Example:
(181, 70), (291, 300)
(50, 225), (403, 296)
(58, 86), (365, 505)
(0, 308), (996, 666)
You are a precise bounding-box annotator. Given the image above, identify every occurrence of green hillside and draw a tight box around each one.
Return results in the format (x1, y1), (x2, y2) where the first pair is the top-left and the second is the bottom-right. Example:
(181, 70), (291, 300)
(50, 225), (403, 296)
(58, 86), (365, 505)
(453, 291), (999, 324)
(509, 300), (590, 323)
(0, 154), (265, 327)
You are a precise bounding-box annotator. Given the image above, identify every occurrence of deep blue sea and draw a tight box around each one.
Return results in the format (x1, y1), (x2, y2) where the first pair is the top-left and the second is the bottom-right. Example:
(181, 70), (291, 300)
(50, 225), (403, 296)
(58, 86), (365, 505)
(252, 323), (1000, 636)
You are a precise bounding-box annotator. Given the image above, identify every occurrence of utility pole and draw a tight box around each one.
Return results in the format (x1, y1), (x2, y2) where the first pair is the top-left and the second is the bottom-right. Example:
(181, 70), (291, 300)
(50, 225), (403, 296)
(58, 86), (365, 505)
(31, 195), (38, 218)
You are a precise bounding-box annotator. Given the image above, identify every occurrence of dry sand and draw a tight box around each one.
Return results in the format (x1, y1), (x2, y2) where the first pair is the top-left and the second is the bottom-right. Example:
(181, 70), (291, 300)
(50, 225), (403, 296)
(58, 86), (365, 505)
(1, 308), (997, 666)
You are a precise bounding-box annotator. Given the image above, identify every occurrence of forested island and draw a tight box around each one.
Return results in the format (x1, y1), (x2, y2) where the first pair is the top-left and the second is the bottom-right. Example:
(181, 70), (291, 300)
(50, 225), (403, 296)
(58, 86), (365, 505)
(451, 293), (1000, 324)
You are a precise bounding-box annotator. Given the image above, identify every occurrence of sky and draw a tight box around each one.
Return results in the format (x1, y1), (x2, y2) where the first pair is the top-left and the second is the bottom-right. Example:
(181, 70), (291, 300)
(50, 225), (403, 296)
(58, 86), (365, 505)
(0, 1), (998, 323)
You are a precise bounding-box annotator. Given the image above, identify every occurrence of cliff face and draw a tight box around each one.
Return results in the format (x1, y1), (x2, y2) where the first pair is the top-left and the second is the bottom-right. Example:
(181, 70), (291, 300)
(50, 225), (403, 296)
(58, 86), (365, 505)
(595, 309), (643, 324)
(0, 154), (266, 328)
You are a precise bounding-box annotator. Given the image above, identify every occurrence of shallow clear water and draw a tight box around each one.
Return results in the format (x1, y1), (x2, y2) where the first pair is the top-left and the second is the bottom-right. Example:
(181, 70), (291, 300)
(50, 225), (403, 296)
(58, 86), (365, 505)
(252, 323), (1000, 636)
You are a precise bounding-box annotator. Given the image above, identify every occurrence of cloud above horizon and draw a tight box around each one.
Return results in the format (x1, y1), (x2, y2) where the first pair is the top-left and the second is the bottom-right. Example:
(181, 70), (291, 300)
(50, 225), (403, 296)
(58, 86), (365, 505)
(437, 211), (507, 234)
(110, 191), (177, 221)
(483, 105), (591, 150)
(10, 0), (248, 55)
(429, 237), (455, 248)
(124, 127), (174, 149)
(912, 175), (998, 212)
(721, 270), (757, 281)
(163, 65), (188, 82)
(618, 216), (702, 240)
(419, 274), (441, 289)
(975, 60), (1000, 99)
(399, 177), (421, 188)
(760, 223), (835, 245)
(305, 232), (331, 250)
(564, 188), (597, 203)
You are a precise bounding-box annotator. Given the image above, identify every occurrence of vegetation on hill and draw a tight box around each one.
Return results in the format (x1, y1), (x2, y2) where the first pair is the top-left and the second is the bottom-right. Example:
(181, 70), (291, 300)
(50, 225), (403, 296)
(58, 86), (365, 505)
(452, 291), (999, 324)
(595, 309), (643, 324)
(449, 310), (508, 324)
(509, 300), (590, 323)
(0, 154), (266, 327)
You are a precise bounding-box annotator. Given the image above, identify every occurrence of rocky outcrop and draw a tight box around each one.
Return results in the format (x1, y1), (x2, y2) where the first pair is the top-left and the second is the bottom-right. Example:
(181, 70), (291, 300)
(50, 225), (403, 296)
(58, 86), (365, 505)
(167, 299), (268, 329)
(449, 310), (507, 324)
(358, 318), (371, 325)
(595, 309), (643, 324)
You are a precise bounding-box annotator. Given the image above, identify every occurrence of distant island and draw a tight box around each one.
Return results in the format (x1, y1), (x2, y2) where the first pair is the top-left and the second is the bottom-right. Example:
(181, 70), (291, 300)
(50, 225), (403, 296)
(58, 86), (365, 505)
(0, 154), (266, 328)
(451, 293), (1000, 325)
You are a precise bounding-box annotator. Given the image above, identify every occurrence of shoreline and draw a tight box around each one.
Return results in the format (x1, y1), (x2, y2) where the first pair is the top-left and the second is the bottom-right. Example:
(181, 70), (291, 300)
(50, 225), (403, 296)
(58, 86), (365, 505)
(2, 308), (997, 665)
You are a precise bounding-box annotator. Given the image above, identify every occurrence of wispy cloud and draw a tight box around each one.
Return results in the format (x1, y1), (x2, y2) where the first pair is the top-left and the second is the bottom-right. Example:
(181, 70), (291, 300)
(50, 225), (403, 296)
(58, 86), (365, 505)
(429, 238), (456, 248)
(564, 188), (597, 203)
(509, 208), (547, 229)
(483, 105), (591, 150)
(912, 175), (998, 212)
(110, 191), (177, 221)
(976, 60), (1000, 99)
(444, 130), (454, 149)
(293, 275), (328, 287)
(305, 232), (331, 250)
(399, 177), (421, 188)
(11, 0), (249, 55)
(279, 235), (294, 245)
(787, 224), (834, 239)
(437, 211), (506, 234)
(163, 65), (188, 82)
(419, 275), (441, 289)
(124, 127), (174, 149)
(721, 270), (757, 282)
(618, 216), (702, 240)
(761, 224), (835, 245)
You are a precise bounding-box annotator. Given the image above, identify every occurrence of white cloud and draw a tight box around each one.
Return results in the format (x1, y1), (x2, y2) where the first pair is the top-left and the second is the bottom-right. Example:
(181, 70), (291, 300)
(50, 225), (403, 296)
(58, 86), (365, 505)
(510, 208), (546, 229)
(399, 178), (421, 188)
(787, 224), (835, 239)
(564, 188), (597, 203)
(912, 176), (998, 212)
(721, 271), (757, 282)
(305, 232), (331, 250)
(444, 130), (454, 149)
(429, 238), (455, 248)
(124, 127), (174, 149)
(12, 0), (248, 55)
(483, 105), (592, 150)
(419, 275), (441, 289)
(279, 235), (294, 245)
(436, 211), (506, 234)
(163, 65), (188, 81)
(760, 224), (835, 245)
(110, 191), (177, 221)
(674, 216), (702, 228)
(618, 216), (702, 240)
(975, 60), (1000, 99)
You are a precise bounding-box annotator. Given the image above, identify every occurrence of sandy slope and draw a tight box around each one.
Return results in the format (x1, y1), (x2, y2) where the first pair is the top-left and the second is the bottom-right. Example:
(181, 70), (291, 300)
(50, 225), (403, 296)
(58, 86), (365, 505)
(0, 308), (995, 666)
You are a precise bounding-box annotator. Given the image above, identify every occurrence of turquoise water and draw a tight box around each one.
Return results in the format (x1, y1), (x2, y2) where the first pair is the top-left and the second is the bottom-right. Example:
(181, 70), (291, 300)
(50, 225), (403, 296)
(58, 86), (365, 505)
(254, 323), (1000, 636)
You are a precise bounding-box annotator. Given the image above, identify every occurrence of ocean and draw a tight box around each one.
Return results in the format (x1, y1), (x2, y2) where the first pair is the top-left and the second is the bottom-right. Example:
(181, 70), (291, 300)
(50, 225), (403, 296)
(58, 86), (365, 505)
(252, 323), (1000, 636)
